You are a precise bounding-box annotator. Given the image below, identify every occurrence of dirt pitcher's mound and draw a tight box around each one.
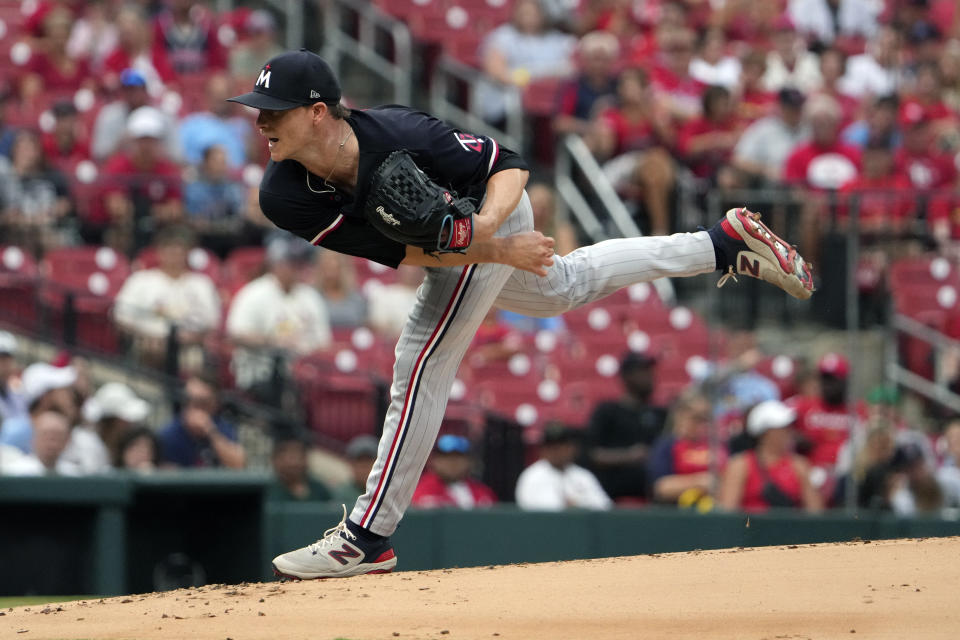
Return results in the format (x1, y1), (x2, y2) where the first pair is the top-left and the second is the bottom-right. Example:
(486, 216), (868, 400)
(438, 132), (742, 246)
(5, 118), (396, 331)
(4, 537), (958, 640)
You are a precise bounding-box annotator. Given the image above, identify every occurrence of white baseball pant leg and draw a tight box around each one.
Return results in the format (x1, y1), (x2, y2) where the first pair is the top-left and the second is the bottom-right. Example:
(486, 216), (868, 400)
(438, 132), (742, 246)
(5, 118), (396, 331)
(351, 192), (716, 536)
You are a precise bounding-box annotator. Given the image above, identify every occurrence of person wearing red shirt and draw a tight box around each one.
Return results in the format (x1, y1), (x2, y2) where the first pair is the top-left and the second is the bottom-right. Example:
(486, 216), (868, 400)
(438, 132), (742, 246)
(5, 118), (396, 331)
(784, 94), (861, 264)
(92, 106), (183, 251)
(677, 85), (742, 186)
(588, 66), (676, 235)
(736, 49), (777, 123)
(719, 400), (823, 513)
(647, 27), (706, 124)
(838, 133), (914, 233)
(410, 435), (497, 509)
(647, 390), (727, 506)
(152, 0), (227, 76)
(101, 5), (176, 95)
(787, 353), (866, 475)
(20, 6), (94, 103)
(40, 101), (91, 174)
(895, 101), (959, 193)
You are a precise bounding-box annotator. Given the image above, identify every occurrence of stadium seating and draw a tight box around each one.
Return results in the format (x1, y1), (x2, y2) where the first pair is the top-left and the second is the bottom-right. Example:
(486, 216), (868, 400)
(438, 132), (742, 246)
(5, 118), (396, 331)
(0, 245), (39, 327)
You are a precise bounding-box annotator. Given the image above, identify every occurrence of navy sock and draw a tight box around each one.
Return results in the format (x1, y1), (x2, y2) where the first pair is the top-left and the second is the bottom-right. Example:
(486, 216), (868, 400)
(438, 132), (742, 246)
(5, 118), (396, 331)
(702, 223), (726, 272)
(346, 518), (387, 545)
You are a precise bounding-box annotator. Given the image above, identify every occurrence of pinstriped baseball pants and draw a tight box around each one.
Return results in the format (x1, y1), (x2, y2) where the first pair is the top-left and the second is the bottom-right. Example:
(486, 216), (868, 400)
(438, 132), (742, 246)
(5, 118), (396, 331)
(351, 191), (717, 535)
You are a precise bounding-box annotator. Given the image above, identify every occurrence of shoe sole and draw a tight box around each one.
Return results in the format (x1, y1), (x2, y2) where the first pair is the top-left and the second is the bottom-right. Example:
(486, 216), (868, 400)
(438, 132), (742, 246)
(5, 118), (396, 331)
(726, 208), (814, 300)
(272, 562), (397, 580)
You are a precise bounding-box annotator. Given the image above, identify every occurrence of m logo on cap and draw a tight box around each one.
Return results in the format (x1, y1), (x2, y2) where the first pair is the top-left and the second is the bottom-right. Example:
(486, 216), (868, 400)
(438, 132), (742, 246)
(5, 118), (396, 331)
(256, 69), (272, 89)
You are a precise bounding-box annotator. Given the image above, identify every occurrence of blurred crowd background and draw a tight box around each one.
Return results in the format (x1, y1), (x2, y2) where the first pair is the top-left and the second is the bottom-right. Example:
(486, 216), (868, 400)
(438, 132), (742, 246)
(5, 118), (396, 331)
(2, 0), (960, 521)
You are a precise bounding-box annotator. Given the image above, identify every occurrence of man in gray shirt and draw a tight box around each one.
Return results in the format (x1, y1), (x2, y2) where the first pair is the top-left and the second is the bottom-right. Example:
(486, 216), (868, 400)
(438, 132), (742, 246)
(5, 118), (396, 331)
(732, 88), (809, 187)
(91, 69), (179, 162)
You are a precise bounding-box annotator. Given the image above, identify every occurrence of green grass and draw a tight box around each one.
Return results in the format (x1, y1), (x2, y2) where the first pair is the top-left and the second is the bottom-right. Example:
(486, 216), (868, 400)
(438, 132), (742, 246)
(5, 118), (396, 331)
(0, 595), (94, 608)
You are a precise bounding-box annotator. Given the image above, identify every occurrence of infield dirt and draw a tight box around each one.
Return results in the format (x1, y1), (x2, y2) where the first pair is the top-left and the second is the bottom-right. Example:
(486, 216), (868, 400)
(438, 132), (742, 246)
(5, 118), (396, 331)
(3, 536), (957, 639)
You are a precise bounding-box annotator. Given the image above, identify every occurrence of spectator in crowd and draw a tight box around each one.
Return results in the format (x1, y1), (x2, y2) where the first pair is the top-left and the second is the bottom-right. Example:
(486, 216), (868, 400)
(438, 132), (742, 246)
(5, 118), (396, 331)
(587, 66), (676, 236)
(733, 87), (809, 187)
(650, 27), (705, 124)
(313, 249), (368, 329)
(841, 93), (901, 149)
(553, 31), (620, 138)
(516, 423), (612, 511)
(0, 128), (73, 254)
(332, 434), (379, 505)
(677, 85), (742, 188)
(267, 434), (332, 502)
(718, 400), (823, 513)
(0, 362), (79, 454)
(230, 10), (284, 82)
(178, 73), (253, 170)
(837, 133), (913, 235)
(735, 49), (777, 123)
(91, 69), (179, 163)
(0, 332), (25, 424)
(903, 62), (959, 143)
(41, 101), (91, 174)
(785, 94), (862, 261)
(786, 0), (881, 53)
(690, 28), (741, 90)
(937, 420), (960, 508)
(467, 307), (525, 368)
(158, 372), (245, 468)
(115, 425), (160, 472)
(62, 381), (151, 475)
(894, 102), (958, 193)
(648, 390), (725, 506)
(66, 0), (118, 69)
(412, 434), (497, 509)
(102, 5), (175, 95)
(96, 105), (184, 250)
(788, 352), (865, 486)
(815, 49), (859, 125)
(152, 0), (227, 76)
(940, 40), (960, 114)
(886, 440), (944, 516)
(762, 15), (822, 93)
(183, 144), (248, 255)
(20, 5), (95, 101)
(0, 410), (74, 476)
(114, 225), (221, 369)
(586, 351), (666, 502)
(904, 20), (944, 75)
(368, 264), (424, 340)
(226, 234), (331, 394)
(839, 25), (904, 98)
(476, 0), (577, 125)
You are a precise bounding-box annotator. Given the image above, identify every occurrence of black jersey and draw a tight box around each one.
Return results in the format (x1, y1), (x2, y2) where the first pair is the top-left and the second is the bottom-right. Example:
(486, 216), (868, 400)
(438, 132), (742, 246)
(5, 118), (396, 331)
(258, 105), (528, 268)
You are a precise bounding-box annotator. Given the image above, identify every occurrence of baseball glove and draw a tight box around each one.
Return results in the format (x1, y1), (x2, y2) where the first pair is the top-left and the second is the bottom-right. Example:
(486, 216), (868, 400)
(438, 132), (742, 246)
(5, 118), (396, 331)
(363, 150), (475, 255)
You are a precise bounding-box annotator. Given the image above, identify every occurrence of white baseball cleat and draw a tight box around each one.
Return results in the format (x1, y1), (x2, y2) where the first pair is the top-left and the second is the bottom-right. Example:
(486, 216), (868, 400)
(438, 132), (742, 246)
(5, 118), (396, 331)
(711, 207), (815, 300)
(272, 506), (397, 579)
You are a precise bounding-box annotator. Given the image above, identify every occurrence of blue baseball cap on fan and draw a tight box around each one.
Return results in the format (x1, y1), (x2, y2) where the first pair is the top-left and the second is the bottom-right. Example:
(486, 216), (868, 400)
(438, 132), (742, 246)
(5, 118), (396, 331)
(120, 68), (147, 88)
(435, 434), (470, 454)
(227, 48), (341, 111)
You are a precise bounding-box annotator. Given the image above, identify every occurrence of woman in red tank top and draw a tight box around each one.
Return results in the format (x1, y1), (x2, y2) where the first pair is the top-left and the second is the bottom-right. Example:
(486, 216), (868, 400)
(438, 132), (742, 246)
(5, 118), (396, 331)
(719, 400), (823, 513)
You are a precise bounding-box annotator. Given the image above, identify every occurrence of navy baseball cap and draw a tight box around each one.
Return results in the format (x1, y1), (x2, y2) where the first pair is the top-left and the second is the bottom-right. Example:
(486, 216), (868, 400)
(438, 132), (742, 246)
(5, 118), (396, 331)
(227, 48), (341, 111)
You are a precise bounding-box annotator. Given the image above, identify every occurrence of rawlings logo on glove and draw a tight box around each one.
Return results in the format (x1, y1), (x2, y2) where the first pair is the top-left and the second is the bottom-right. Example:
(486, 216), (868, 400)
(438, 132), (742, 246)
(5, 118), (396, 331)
(363, 150), (475, 255)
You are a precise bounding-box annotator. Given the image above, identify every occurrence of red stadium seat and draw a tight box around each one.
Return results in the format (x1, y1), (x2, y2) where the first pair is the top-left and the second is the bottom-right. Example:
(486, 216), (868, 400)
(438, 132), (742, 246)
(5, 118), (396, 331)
(293, 357), (384, 448)
(0, 245), (39, 327)
(222, 246), (266, 296)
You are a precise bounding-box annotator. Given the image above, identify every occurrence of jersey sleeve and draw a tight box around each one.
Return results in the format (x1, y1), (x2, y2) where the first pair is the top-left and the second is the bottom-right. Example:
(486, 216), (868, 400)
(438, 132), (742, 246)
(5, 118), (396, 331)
(259, 190), (407, 268)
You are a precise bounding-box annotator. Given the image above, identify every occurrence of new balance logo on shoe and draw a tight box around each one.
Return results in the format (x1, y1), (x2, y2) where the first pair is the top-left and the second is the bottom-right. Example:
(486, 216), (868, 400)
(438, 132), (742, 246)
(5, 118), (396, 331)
(328, 544), (361, 565)
(739, 254), (760, 277)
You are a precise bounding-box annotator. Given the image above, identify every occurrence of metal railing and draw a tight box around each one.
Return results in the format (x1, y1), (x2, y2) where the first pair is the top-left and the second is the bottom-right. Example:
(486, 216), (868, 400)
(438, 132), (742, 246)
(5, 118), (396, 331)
(319, 0), (413, 106)
(887, 313), (960, 414)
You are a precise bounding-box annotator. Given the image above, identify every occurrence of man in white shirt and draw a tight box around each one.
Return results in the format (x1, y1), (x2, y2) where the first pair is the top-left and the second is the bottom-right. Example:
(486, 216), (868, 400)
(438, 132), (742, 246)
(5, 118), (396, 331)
(1, 411), (75, 476)
(114, 225), (221, 368)
(61, 381), (152, 474)
(367, 264), (425, 340)
(763, 17), (823, 93)
(516, 423), (612, 511)
(226, 235), (332, 391)
(838, 25), (904, 98)
(733, 88), (810, 186)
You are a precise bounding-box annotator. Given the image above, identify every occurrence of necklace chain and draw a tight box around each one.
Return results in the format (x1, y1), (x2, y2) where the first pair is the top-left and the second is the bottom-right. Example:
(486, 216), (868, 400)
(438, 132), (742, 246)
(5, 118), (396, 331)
(306, 124), (354, 194)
